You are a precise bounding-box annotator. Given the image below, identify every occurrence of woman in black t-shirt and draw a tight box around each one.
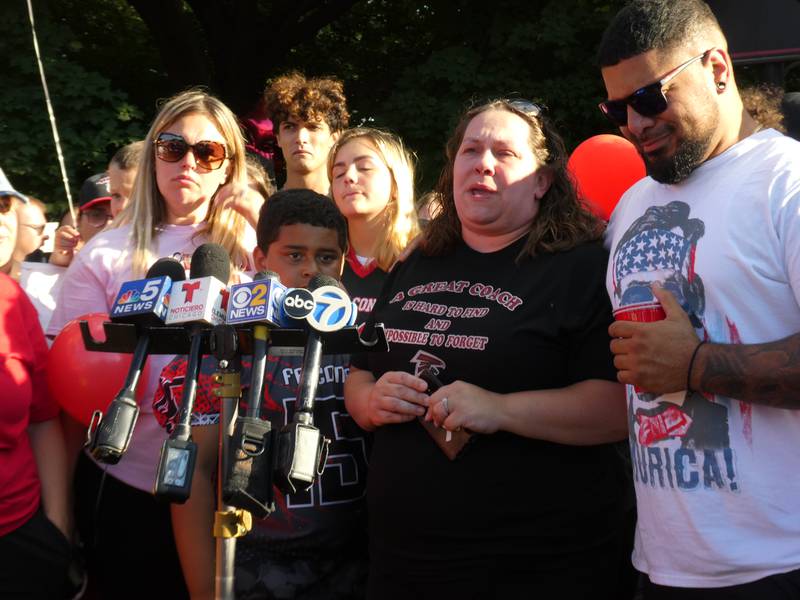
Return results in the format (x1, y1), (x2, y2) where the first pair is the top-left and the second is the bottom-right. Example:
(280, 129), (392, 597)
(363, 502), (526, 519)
(345, 100), (632, 599)
(328, 128), (420, 324)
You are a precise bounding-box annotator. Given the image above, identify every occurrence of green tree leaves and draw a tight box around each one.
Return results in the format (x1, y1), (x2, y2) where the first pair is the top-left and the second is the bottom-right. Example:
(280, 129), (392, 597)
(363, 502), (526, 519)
(2, 0), (628, 211)
(0, 2), (146, 215)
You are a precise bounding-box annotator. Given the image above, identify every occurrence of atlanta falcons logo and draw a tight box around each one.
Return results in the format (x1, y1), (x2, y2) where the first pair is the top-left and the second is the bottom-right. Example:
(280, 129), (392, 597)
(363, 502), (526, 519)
(410, 350), (446, 377)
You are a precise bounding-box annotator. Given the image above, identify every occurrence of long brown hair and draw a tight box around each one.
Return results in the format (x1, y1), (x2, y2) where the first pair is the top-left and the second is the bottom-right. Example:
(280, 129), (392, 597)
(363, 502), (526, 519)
(423, 99), (603, 261)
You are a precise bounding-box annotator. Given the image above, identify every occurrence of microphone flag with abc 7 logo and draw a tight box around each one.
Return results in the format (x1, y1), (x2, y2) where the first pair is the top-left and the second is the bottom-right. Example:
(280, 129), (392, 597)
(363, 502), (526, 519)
(305, 276), (358, 332)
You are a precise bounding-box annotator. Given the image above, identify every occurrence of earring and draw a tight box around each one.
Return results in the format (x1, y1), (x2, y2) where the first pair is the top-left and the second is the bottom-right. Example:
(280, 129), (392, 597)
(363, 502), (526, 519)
(716, 81), (726, 91)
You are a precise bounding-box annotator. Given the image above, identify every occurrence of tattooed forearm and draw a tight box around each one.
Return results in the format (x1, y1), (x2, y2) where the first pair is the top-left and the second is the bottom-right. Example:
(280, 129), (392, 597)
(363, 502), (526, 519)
(692, 333), (800, 408)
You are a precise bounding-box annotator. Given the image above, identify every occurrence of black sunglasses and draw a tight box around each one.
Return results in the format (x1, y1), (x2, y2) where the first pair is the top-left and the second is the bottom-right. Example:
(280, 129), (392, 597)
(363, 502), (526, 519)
(599, 50), (711, 127)
(154, 132), (228, 170)
(80, 208), (113, 228)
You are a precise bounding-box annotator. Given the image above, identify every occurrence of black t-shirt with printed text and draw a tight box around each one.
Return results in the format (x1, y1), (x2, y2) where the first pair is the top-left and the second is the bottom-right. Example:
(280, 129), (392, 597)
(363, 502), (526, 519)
(353, 238), (626, 585)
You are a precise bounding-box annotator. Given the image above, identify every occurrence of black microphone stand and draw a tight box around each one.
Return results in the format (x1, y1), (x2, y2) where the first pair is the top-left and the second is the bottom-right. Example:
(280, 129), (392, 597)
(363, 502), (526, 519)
(78, 318), (390, 599)
(295, 328), (322, 421)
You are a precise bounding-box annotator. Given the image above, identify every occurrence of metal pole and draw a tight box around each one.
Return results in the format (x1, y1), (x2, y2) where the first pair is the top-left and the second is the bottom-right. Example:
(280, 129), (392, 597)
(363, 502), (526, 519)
(215, 391), (238, 600)
(210, 325), (244, 600)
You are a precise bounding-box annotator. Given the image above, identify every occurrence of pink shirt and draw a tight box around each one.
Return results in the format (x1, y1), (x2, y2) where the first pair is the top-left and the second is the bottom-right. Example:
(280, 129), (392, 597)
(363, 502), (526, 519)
(48, 223), (219, 491)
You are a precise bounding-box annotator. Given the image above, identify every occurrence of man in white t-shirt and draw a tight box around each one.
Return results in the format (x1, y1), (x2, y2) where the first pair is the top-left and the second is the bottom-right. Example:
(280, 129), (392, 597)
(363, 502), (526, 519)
(598, 1), (800, 598)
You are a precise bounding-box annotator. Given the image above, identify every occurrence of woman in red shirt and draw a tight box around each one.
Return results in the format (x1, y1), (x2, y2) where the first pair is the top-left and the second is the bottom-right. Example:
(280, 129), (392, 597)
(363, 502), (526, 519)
(0, 190), (71, 598)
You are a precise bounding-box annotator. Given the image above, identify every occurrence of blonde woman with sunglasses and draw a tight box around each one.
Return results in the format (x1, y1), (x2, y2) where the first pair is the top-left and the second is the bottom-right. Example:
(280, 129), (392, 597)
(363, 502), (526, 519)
(47, 89), (256, 600)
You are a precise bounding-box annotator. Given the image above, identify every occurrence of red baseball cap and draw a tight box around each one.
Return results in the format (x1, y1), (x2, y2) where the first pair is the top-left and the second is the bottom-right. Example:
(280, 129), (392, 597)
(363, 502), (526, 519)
(79, 173), (112, 211)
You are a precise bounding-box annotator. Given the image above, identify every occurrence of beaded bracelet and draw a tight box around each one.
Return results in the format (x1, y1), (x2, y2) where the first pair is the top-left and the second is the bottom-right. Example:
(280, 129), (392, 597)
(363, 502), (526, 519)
(686, 340), (706, 392)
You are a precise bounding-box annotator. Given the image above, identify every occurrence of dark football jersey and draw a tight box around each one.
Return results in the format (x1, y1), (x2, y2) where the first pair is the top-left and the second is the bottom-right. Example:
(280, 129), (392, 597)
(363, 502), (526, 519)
(154, 351), (368, 598)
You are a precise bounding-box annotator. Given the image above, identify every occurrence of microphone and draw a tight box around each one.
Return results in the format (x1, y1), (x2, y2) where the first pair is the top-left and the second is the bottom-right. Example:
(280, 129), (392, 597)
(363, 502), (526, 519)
(89, 258), (186, 464)
(222, 271), (284, 517)
(165, 244), (229, 328)
(278, 278), (358, 331)
(155, 243), (230, 502)
(231, 271), (284, 414)
(226, 270), (287, 328)
(275, 274), (354, 494)
(303, 275), (358, 333)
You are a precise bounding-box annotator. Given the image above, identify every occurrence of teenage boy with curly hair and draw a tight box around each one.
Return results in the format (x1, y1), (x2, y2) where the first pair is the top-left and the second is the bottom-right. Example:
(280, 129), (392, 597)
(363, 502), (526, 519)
(264, 72), (350, 194)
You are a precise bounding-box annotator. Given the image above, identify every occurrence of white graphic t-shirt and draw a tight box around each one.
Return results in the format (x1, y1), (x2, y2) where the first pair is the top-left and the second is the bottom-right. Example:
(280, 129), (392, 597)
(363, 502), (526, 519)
(605, 129), (800, 588)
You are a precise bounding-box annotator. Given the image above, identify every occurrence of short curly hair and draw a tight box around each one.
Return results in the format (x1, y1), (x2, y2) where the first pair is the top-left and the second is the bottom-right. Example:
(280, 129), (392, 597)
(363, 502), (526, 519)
(263, 71), (349, 133)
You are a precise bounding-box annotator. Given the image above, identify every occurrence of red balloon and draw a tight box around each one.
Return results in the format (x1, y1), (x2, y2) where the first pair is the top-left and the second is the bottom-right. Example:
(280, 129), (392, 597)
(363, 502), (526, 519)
(47, 313), (149, 426)
(568, 134), (646, 221)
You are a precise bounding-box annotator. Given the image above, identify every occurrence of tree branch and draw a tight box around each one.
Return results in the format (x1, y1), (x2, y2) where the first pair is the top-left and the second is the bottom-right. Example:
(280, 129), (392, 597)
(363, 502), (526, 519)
(126, 0), (212, 90)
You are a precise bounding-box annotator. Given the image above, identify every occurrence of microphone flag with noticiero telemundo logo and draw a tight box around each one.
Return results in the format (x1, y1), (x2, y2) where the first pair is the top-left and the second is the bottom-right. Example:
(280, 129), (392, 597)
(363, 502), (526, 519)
(153, 243), (230, 503)
(165, 243), (229, 327)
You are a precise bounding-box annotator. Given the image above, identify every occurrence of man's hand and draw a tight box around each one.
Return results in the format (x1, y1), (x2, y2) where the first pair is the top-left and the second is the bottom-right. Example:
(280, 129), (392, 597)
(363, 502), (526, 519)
(609, 286), (700, 394)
